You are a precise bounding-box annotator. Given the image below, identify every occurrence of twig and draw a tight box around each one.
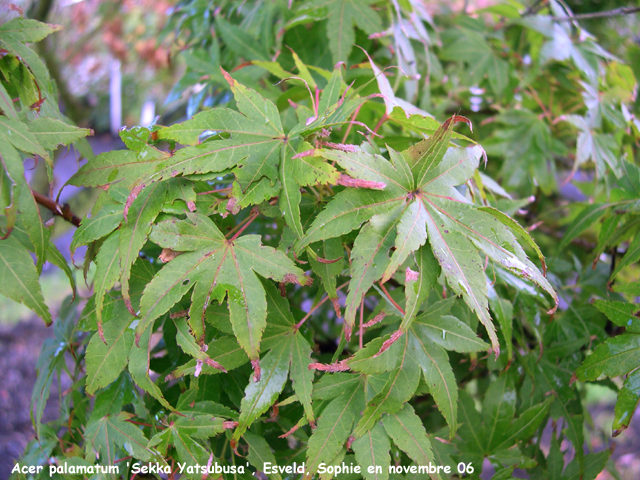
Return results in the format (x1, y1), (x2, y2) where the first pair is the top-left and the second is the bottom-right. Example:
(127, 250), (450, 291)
(359, 298), (364, 349)
(32, 191), (82, 227)
(229, 210), (259, 241)
(197, 186), (232, 195)
(295, 281), (349, 330)
(342, 104), (363, 143)
(550, 6), (640, 21)
(372, 113), (389, 135)
(378, 282), (405, 315)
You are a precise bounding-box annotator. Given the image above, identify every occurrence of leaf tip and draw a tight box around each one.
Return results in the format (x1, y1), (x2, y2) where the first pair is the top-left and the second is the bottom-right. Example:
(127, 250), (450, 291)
(221, 68), (235, 87)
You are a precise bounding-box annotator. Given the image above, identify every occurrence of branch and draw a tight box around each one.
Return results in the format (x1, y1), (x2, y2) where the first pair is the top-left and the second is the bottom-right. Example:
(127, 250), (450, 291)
(550, 6), (640, 21)
(32, 191), (82, 227)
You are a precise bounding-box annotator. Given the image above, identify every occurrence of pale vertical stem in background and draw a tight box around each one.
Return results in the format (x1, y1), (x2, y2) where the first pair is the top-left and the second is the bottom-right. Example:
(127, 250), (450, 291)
(109, 58), (122, 136)
(140, 99), (156, 127)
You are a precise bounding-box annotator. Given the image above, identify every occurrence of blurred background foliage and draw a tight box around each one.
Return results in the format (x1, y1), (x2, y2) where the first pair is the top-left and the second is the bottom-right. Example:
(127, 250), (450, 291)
(2, 0), (640, 479)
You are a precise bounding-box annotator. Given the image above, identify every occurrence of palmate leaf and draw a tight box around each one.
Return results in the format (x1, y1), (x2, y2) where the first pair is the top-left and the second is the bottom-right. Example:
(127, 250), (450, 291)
(68, 69), (285, 195)
(231, 281), (316, 439)
(306, 380), (365, 475)
(300, 0), (382, 64)
(140, 212), (311, 364)
(382, 404), (437, 470)
(298, 116), (557, 353)
(84, 412), (152, 464)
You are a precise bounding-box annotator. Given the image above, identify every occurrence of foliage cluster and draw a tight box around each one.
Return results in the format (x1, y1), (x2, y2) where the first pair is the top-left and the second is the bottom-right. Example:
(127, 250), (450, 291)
(2, 1), (640, 479)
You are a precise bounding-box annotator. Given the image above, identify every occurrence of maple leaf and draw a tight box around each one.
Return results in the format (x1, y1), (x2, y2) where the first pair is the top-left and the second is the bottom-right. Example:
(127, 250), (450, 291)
(138, 212), (312, 370)
(297, 116), (557, 353)
(300, 0), (382, 64)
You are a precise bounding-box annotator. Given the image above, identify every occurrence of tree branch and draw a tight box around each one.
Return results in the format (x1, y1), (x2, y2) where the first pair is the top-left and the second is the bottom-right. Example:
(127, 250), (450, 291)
(32, 191), (82, 227)
(550, 6), (640, 21)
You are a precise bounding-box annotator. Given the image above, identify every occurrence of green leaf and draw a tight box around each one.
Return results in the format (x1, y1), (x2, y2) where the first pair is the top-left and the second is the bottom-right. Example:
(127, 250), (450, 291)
(343, 205), (404, 337)
(577, 333), (640, 381)
(148, 421), (209, 468)
(93, 233), (123, 334)
(382, 403), (436, 467)
(352, 334), (420, 438)
(297, 188), (405, 252)
(612, 367), (640, 436)
(489, 289), (513, 359)
(85, 314), (134, 394)
(31, 336), (66, 439)
(483, 374), (517, 452)
(347, 335), (404, 374)
(233, 334), (292, 441)
(556, 203), (609, 252)
(129, 324), (173, 410)
(593, 299), (640, 333)
(306, 0), (382, 64)
(409, 327), (457, 436)
(280, 141), (305, 239)
(400, 244), (440, 331)
(215, 17), (270, 62)
(0, 234), (51, 325)
(291, 331), (316, 423)
(383, 201), (429, 284)
(0, 18), (62, 43)
(119, 182), (166, 313)
(70, 204), (123, 253)
(245, 431), (283, 480)
(412, 314), (489, 353)
(491, 397), (552, 451)
(312, 373), (360, 400)
(308, 238), (344, 299)
(0, 82), (18, 119)
(440, 27), (509, 97)
(141, 213), (310, 359)
(306, 385), (365, 475)
(301, 118), (556, 354)
(172, 413), (226, 439)
(0, 116), (49, 160)
(84, 412), (152, 464)
(352, 423), (391, 480)
(1, 137), (48, 272)
(561, 450), (609, 480)
(28, 117), (92, 150)
(611, 233), (640, 281)
(457, 390), (485, 455)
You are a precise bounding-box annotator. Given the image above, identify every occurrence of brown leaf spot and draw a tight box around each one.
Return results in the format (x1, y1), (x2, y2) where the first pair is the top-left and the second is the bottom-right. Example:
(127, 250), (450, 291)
(223, 420), (239, 430)
(317, 255), (341, 264)
(337, 174), (386, 190)
(308, 360), (350, 372)
(362, 311), (386, 328)
(124, 184), (144, 221)
(283, 273), (313, 286)
(346, 435), (355, 450)
(221, 67), (235, 87)
(405, 267), (419, 282)
(322, 142), (359, 153)
(226, 197), (240, 215)
(252, 358), (261, 382)
(205, 358), (227, 373)
(159, 248), (182, 263)
(279, 423), (301, 438)
(331, 298), (342, 319)
(374, 329), (404, 357)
